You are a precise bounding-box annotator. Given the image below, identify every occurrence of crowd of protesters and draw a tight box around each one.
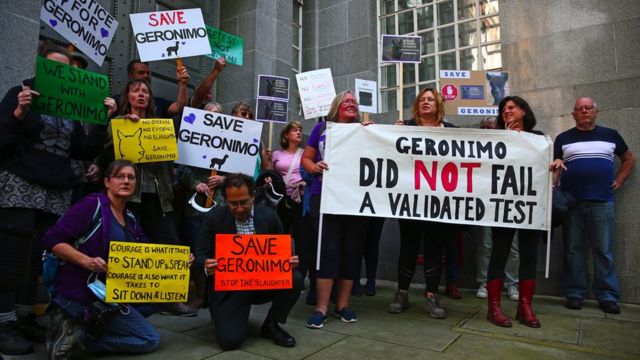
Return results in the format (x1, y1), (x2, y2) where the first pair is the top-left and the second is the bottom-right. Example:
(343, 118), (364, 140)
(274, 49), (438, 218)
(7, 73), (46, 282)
(0, 41), (634, 359)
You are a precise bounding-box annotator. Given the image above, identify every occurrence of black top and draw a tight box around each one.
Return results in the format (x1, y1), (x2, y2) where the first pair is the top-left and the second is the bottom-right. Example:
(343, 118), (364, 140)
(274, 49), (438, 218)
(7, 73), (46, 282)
(0, 78), (106, 189)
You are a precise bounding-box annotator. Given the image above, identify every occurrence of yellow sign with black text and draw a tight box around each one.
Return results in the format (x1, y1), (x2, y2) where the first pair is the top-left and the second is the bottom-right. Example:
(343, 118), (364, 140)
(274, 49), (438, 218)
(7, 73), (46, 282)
(106, 241), (190, 303)
(111, 118), (177, 163)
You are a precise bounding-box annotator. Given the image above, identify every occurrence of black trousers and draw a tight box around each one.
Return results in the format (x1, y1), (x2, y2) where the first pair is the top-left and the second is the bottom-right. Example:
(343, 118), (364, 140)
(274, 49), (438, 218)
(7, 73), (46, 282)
(209, 270), (303, 350)
(277, 198), (304, 273)
(0, 207), (58, 312)
(487, 227), (542, 281)
(397, 219), (454, 293)
(355, 217), (384, 280)
(127, 193), (179, 245)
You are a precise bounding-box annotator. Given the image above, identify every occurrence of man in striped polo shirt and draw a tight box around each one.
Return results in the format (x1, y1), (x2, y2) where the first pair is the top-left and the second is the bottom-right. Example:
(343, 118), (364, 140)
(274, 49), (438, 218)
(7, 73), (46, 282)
(554, 97), (635, 314)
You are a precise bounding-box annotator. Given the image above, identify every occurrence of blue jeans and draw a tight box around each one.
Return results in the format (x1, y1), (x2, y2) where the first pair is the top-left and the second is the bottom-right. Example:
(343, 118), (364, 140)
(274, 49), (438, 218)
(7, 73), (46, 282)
(563, 201), (619, 302)
(54, 295), (160, 354)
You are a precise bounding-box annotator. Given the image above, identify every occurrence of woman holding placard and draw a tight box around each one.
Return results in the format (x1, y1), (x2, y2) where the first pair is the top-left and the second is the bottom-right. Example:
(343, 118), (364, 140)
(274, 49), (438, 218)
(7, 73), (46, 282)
(0, 44), (113, 355)
(98, 80), (183, 248)
(302, 91), (369, 328)
(42, 160), (160, 358)
(97, 80), (198, 317)
(388, 88), (457, 319)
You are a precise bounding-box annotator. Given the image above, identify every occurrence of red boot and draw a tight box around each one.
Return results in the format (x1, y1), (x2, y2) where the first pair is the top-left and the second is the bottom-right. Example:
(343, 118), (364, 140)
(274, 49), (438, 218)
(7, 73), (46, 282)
(516, 279), (541, 328)
(486, 279), (512, 327)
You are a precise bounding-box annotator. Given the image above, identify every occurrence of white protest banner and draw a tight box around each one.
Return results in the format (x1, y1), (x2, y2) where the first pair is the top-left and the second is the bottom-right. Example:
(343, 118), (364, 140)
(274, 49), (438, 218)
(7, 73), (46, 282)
(355, 79), (378, 114)
(40, 0), (118, 66)
(321, 123), (553, 230)
(130, 9), (211, 62)
(296, 68), (336, 119)
(176, 107), (263, 176)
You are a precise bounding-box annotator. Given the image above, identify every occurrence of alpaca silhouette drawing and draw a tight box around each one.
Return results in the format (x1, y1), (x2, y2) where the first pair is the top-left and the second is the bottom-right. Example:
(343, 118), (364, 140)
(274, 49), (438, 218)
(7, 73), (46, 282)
(117, 128), (145, 162)
(166, 41), (180, 56)
(209, 154), (229, 170)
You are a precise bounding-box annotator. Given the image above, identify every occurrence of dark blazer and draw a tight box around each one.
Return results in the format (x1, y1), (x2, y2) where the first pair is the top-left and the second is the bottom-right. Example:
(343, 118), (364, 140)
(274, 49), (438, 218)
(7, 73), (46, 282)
(194, 204), (284, 284)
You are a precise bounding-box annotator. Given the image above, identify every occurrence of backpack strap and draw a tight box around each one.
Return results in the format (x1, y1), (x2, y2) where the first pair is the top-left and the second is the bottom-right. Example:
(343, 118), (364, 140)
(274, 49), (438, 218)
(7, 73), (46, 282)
(72, 199), (102, 248)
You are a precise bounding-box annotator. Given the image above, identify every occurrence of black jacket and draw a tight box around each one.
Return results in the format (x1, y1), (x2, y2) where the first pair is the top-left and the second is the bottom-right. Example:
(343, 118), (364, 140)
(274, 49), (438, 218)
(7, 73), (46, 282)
(0, 78), (107, 189)
(194, 204), (284, 286)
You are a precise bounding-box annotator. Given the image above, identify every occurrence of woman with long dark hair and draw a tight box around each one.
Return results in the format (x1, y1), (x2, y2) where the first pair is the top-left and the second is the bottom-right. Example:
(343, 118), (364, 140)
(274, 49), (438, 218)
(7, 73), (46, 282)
(486, 96), (563, 328)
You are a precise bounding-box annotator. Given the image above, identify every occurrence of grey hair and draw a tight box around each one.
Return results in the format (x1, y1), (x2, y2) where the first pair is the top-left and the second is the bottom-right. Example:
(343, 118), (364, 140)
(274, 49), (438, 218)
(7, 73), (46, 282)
(204, 101), (224, 113)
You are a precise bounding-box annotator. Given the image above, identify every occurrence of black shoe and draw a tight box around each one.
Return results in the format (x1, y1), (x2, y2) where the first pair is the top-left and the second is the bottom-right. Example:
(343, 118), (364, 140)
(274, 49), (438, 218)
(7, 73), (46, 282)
(565, 298), (583, 310)
(47, 310), (83, 360)
(0, 321), (34, 355)
(17, 314), (47, 343)
(160, 303), (199, 317)
(599, 301), (621, 314)
(260, 321), (295, 347)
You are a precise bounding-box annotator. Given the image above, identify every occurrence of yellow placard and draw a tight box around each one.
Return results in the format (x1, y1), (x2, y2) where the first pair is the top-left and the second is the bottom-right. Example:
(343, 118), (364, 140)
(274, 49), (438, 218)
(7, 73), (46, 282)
(105, 241), (190, 303)
(111, 118), (178, 163)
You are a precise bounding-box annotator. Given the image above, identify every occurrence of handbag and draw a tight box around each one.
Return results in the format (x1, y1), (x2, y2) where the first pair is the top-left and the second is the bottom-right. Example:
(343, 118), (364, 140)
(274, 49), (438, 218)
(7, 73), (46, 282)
(283, 149), (305, 203)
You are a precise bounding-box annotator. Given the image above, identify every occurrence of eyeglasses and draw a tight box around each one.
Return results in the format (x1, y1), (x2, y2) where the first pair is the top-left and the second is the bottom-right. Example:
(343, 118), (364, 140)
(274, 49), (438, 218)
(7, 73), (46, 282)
(342, 99), (358, 106)
(240, 110), (252, 118)
(227, 198), (253, 208)
(574, 105), (595, 112)
(112, 174), (136, 182)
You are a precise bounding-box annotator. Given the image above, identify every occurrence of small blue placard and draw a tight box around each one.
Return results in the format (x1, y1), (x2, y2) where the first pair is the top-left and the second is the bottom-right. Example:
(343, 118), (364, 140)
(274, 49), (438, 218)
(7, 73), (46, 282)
(461, 85), (484, 100)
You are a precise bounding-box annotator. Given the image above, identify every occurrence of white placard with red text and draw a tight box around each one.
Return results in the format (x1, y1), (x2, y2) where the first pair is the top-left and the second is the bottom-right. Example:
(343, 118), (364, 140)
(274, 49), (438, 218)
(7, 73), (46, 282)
(130, 8), (211, 62)
(295, 68), (336, 119)
(321, 123), (553, 230)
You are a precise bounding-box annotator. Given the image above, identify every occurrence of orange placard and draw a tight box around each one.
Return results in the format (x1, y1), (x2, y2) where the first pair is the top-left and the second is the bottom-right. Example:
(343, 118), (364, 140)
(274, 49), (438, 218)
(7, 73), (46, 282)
(214, 234), (292, 291)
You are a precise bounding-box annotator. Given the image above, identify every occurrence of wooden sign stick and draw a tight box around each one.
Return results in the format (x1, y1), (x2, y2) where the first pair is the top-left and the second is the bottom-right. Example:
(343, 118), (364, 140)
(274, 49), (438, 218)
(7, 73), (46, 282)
(205, 169), (217, 208)
(176, 58), (185, 72)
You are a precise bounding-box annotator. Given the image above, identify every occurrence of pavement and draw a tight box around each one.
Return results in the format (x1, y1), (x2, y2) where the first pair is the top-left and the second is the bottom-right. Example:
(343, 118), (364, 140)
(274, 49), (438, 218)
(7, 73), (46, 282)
(5, 280), (640, 359)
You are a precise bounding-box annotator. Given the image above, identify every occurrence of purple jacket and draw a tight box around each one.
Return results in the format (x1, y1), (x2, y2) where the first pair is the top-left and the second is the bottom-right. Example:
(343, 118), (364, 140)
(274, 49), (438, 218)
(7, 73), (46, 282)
(42, 193), (148, 304)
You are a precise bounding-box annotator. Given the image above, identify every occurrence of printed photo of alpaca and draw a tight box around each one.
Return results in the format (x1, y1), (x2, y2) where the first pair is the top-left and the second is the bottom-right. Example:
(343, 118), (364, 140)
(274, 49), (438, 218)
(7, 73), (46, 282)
(485, 71), (510, 105)
(257, 75), (289, 100)
(256, 99), (288, 123)
(381, 35), (421, 63)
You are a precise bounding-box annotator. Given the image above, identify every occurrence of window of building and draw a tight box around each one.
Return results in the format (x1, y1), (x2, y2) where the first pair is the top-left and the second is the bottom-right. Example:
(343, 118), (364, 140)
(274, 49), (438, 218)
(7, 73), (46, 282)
(292, 0), (303, 115)
(292, 0), (303, 74)
(378, 0), (501, 112)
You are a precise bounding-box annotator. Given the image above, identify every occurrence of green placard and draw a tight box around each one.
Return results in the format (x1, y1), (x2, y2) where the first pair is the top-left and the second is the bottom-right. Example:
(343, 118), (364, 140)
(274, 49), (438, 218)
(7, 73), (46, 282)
(33, 56), (110, 125)
(206, 26), (243, 65)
